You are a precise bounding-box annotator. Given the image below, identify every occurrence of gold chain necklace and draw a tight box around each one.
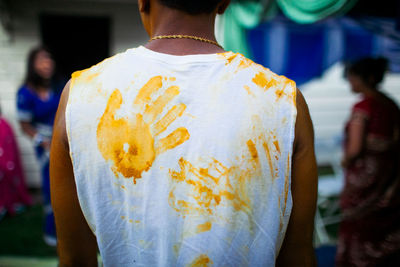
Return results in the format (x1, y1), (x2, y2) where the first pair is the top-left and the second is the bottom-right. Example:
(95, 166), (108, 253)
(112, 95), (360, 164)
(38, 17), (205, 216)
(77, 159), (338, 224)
(149, 35), (223, 49)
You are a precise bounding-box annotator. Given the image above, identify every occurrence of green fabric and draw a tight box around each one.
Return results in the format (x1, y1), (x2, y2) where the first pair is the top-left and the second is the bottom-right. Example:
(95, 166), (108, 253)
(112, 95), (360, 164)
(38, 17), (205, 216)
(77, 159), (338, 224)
(218, 0), (359, 57)
(218, 1), (278, 58)
(277, 0), (358, 24)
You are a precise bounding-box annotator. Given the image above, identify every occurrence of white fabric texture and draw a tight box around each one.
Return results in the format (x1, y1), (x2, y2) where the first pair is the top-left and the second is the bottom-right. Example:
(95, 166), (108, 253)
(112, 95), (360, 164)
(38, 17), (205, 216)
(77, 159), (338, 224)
(66, 46), (297, 267)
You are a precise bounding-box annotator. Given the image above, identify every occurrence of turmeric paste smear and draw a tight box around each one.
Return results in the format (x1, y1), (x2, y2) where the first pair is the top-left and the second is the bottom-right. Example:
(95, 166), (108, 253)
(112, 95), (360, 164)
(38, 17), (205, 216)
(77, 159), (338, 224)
(196, 221), (212, 234)
(97, 76), (190, 184)
(169, 158), (251, 220)
(252, 71), (278, 91)
(188, 254), (213, 267)
(168, 143), (264, 234)
(217, 52), (238, 65)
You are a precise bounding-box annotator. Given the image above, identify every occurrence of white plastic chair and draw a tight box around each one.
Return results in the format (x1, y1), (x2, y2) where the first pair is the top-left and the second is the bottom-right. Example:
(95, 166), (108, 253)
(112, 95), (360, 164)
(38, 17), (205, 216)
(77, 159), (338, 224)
(314, 136), (344, 246)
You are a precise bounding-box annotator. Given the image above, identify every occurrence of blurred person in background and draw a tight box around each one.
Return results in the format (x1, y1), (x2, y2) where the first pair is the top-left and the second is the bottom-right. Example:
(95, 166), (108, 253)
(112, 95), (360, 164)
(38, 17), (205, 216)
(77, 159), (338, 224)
(16, 47), (62, 246)
(0, 105), (32, 221)
(337, 57), (400, 266)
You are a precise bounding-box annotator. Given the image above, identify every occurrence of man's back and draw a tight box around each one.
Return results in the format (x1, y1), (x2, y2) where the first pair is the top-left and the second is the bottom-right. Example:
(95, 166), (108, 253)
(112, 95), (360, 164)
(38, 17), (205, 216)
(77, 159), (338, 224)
(66, 46), (297, 266)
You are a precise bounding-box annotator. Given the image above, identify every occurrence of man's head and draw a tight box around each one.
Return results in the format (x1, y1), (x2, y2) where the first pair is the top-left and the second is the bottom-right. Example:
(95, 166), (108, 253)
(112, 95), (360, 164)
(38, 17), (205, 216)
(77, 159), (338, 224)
(138, 0), (230, 37)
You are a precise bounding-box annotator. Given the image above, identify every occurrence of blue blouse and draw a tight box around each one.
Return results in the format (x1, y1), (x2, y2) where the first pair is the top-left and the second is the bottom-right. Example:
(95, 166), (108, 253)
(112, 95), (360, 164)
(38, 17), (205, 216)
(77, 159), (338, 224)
(16, 85), (61, 138)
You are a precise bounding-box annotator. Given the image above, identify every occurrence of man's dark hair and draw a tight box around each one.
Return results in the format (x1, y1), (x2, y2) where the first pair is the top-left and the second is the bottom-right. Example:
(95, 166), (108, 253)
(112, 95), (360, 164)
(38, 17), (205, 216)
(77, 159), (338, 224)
(159, 0), (223, 15)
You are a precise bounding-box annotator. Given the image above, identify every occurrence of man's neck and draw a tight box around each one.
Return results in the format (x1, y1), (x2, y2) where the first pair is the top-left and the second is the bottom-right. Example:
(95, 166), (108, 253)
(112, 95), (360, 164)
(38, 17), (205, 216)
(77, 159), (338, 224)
(145, 6), (224, 55)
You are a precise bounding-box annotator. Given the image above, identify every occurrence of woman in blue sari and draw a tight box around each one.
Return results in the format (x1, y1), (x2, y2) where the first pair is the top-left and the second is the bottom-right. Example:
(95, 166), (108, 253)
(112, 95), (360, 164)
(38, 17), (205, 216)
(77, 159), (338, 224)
(16, 47), (61, 246)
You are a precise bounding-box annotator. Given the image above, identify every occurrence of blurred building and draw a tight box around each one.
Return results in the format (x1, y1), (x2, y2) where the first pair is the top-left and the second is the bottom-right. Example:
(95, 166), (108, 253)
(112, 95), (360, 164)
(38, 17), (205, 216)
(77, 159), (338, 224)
(0, 0), (147, 187)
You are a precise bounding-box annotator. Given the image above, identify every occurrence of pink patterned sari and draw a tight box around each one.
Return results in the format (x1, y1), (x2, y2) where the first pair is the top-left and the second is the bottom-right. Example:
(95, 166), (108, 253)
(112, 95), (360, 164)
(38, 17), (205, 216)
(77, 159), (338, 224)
(336, 95), (400, 266)
(0, 117), (32, 217)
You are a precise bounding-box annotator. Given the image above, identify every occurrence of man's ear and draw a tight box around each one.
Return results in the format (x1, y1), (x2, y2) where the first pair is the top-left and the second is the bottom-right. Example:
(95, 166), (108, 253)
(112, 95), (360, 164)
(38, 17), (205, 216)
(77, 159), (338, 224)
(217, 0), (231, 14)
(138, 0), (150, 13)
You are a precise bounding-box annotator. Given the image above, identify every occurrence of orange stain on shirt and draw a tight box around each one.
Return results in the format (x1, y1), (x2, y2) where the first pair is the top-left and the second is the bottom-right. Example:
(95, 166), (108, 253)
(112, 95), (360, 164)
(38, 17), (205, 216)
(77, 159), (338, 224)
(256, 127), (281, 181)
(97, 90), (155, 182)
(133, 76), (163, 108)
(262, 141), (275, 180)
(277, 79), (297, 105)
(188, 254), (213, 267)
(196, 221), (212, 233)
(72, 70), (100, 84)
(275, 89), (285, 100)
(71, 70), (82, 81)
(218, 53), (238, 65)
(237, 58), (253, 72)
(218, 53), (256, 73)
(247, 140), (259, 165)
(168, 151), (257, 232)
(275, 79), (297, 106)
(283, 154), (290, 215)
(97, 76), (190, 184)
(252, 72), (278, 91)
(154, 104), (187, 136)
(243, 85), (254, 96)
(144, 85), (180, 123)
(156, 127), (190, 155)
(273, 140), (281, 154)
(169, 158), (248, 218)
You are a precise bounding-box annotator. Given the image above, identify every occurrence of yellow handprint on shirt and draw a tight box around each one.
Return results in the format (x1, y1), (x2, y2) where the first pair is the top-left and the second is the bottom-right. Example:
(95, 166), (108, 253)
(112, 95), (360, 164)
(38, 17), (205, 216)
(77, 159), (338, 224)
(97, 76), (190, 184)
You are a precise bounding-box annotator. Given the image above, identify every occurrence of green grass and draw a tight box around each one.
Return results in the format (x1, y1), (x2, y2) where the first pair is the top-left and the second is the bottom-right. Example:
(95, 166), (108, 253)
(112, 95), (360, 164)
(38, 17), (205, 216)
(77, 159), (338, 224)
(0, 205), (57, 257)
(0, 257), (58, 267)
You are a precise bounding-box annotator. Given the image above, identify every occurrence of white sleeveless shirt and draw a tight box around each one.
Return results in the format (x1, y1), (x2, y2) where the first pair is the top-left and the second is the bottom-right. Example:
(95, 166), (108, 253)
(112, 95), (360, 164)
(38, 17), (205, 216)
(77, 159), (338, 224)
(66, 46), (297, 266)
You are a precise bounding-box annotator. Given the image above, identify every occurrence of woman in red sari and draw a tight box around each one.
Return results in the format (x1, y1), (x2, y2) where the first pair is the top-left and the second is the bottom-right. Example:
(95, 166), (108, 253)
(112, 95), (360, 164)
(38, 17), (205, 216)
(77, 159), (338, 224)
(336, 57), (400, 266)
(0, 106), (32, 220)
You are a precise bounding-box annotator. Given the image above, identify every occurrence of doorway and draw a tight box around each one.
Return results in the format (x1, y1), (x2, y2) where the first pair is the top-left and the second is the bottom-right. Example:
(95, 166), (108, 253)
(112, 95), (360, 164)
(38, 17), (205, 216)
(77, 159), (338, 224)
(40, 14), (111, 80)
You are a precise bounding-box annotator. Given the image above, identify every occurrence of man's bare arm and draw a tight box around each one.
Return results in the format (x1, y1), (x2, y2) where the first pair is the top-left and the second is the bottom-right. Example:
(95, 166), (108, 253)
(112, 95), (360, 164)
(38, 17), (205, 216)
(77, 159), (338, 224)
(50, 80), (98, 266)
(276, 89), (318, 267)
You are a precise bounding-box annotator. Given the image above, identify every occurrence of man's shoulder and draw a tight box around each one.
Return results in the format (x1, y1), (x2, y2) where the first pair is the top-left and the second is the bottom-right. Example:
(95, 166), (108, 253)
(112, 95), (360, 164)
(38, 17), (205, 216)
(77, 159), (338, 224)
(219, 52), (295, 90)
(70, 48), (136, 87)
